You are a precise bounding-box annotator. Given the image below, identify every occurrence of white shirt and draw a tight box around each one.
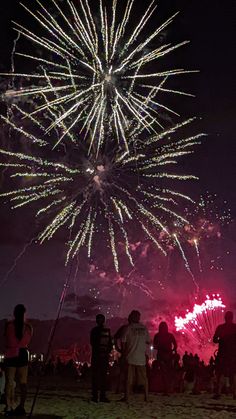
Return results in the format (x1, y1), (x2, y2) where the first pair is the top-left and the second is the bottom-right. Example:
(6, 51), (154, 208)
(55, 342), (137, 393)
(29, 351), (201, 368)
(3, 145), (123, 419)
(123, 322), (151, 366)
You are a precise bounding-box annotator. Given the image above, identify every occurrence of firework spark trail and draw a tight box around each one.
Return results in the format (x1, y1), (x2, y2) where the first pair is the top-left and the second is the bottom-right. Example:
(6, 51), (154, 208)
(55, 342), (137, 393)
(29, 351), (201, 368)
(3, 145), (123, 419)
(113, 269), (155, 300)
(129, 279), (154, 299)
(5, 29), (21, 103)
(126, 268), (155, 299)
(174, 233), (199, 291)
(1, 0), (196, 153)
(0, 108), (204, 270)
(168, 192), (232, 274)
(175, 295), (225, 345)
(194, 238), (203, 273)
(70, 255), (80, 309)
(0, 233), (39, 288)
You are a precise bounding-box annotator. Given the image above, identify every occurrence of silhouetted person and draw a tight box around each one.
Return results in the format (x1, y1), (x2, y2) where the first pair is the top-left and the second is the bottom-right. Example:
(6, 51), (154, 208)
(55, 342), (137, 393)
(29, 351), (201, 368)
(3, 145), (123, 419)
(191, 354), (201, 395)
(213, 310), (236, 399)
(122, 310), (150, 402)
(80, 362), (89, 380)
(114, 315), (132, 393)
(90, 314), (112, 403)
(182, 351), (189, 370)
(154, 321), (177, 394)
(4, 304), (33, 416)
(209, 356), (215, 368)
(114, 324), (129, 358)
(0, 363), (6, 404)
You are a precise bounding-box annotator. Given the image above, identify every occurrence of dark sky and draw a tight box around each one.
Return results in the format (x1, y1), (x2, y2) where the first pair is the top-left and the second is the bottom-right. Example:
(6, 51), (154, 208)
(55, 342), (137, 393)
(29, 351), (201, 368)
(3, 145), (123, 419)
(0, 0), (235, 319)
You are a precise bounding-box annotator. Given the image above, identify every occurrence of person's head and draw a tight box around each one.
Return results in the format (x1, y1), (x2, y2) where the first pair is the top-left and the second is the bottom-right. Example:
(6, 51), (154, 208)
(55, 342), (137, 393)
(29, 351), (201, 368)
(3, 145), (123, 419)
(127, 312), (133, 324)
(225, 310), (234, 324)
(14, 304), (26, 321)
(96, 313), (105, 326)
(128, 310), (141, 324)
(158, 321), (168, 334)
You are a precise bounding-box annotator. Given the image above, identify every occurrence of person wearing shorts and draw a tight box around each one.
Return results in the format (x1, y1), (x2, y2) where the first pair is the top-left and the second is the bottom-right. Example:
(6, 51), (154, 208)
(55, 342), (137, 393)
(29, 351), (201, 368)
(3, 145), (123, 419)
(122, 310), (150, 402)
(4, 304), (33, 416)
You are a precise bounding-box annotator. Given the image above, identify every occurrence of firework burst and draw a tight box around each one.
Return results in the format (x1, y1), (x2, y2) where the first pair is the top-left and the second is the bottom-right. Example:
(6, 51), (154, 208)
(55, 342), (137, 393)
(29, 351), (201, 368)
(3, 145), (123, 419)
(0, 107), (203, 271)
(175, 294), (226, 347)
(2, 0), (195, 153)
(156, 190), (232, 286)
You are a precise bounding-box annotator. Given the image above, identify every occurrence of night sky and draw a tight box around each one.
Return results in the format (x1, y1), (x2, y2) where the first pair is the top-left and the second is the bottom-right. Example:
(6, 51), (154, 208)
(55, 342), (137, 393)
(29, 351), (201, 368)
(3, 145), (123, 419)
(0, 0), (235, 320)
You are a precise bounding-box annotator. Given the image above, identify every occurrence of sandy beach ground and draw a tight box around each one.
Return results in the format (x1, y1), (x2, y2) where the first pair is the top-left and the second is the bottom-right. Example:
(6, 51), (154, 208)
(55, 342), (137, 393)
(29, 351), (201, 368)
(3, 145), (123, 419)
(1, 378), (236, 419)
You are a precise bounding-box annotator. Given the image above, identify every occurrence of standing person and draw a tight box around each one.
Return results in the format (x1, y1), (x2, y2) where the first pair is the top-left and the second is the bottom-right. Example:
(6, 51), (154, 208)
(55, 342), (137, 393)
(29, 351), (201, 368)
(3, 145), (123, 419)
(90, 314), (113, 403)
(153, 321), (177, 394)
(114, 315), (132, 393)
(122, 310), (150, 402)
(0, 363), (6, 404)
(213, 310), (236, 399)
(4, 304), (33, 416)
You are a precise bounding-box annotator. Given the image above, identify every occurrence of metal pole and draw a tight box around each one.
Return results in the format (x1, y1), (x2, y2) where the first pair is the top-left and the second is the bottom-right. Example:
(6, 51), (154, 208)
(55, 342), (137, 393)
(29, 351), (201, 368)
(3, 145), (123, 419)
(29, 259), (75, 417)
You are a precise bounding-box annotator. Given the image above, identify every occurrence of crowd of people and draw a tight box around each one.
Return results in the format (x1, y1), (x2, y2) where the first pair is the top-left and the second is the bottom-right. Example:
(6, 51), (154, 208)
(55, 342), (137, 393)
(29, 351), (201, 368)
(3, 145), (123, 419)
(90, 310), (236, 403)
(1, 304), (236, 415)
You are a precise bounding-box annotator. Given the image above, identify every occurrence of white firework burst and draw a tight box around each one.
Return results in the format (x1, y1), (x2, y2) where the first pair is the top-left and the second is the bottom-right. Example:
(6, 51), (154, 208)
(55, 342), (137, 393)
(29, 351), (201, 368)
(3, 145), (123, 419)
(0, 107), (204, 271)
(2, 0), (195, 153)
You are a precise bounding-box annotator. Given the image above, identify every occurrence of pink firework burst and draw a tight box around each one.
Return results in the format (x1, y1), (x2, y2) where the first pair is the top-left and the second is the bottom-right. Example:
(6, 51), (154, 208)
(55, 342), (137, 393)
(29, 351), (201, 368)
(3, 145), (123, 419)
(175, 294), (226, 347)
